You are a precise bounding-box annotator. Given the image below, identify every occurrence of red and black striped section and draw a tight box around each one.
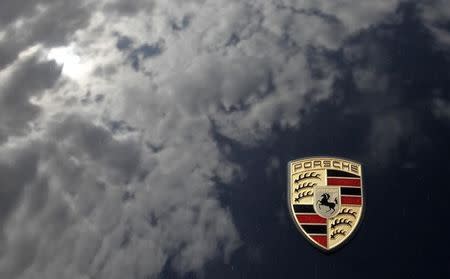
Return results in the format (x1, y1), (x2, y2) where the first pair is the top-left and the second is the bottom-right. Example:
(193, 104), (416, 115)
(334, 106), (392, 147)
(293, 205), (327, 248)
(327, 170), (363, 206)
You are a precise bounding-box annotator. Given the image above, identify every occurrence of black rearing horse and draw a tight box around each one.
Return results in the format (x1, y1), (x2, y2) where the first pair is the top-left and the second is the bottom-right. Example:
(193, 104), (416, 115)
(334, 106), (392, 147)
(317, 193), (338, 213)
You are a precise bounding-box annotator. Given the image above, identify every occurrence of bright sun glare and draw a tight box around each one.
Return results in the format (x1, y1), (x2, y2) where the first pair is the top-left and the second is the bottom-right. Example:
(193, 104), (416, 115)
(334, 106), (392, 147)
(47, 46), (83, 79)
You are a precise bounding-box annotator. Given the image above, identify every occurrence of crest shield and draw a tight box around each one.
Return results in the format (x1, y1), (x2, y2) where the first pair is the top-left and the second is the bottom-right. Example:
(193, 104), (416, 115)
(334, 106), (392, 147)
(287, 157), (364, 252)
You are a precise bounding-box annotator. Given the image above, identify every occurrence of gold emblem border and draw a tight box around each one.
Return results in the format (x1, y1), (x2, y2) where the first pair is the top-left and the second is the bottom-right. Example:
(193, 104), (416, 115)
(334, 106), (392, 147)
(287, 156), (365, 252)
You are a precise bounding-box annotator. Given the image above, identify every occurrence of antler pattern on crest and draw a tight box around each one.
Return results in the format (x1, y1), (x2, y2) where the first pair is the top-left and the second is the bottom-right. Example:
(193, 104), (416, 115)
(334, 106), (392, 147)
(294, 172), (320, 183)
(330, 229), (346, 239)
(294, 182), (316, 192)
(336, 208), (357, 218)
(331, 218), (352, 229)
(294, 190), (313, 202)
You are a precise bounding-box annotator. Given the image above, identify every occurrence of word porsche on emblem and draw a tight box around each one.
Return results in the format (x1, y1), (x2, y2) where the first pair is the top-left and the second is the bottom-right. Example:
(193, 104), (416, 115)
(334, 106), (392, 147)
(287, 157), (364, 252)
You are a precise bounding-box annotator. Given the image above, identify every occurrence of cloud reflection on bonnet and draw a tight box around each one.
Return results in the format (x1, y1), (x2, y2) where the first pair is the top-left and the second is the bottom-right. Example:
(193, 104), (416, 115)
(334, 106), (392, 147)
(0, 1), (449, 278)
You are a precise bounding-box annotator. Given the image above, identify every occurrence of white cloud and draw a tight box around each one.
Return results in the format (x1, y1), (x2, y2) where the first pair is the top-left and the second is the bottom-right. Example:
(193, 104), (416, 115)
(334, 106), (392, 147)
(0, 114), (240, 278)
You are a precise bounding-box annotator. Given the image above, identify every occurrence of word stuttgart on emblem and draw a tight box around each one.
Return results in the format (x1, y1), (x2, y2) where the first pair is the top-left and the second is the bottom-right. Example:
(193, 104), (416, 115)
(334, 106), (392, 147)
(287, 157), (364, 252)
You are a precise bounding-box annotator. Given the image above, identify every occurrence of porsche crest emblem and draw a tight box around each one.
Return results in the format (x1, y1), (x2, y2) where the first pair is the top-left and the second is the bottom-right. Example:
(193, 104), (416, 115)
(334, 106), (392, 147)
(287, 157), (364, 252)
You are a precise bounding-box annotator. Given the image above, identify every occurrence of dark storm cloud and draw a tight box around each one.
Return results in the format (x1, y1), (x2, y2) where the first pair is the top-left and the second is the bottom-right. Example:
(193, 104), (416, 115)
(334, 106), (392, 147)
(0, 140), (49, 279)
(0, 0), (48, 26)
(0, 54), (61, 142)
(0, 142), (40, 230)
(0, 0), (94, 69)
(48, 115), (142, 184)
